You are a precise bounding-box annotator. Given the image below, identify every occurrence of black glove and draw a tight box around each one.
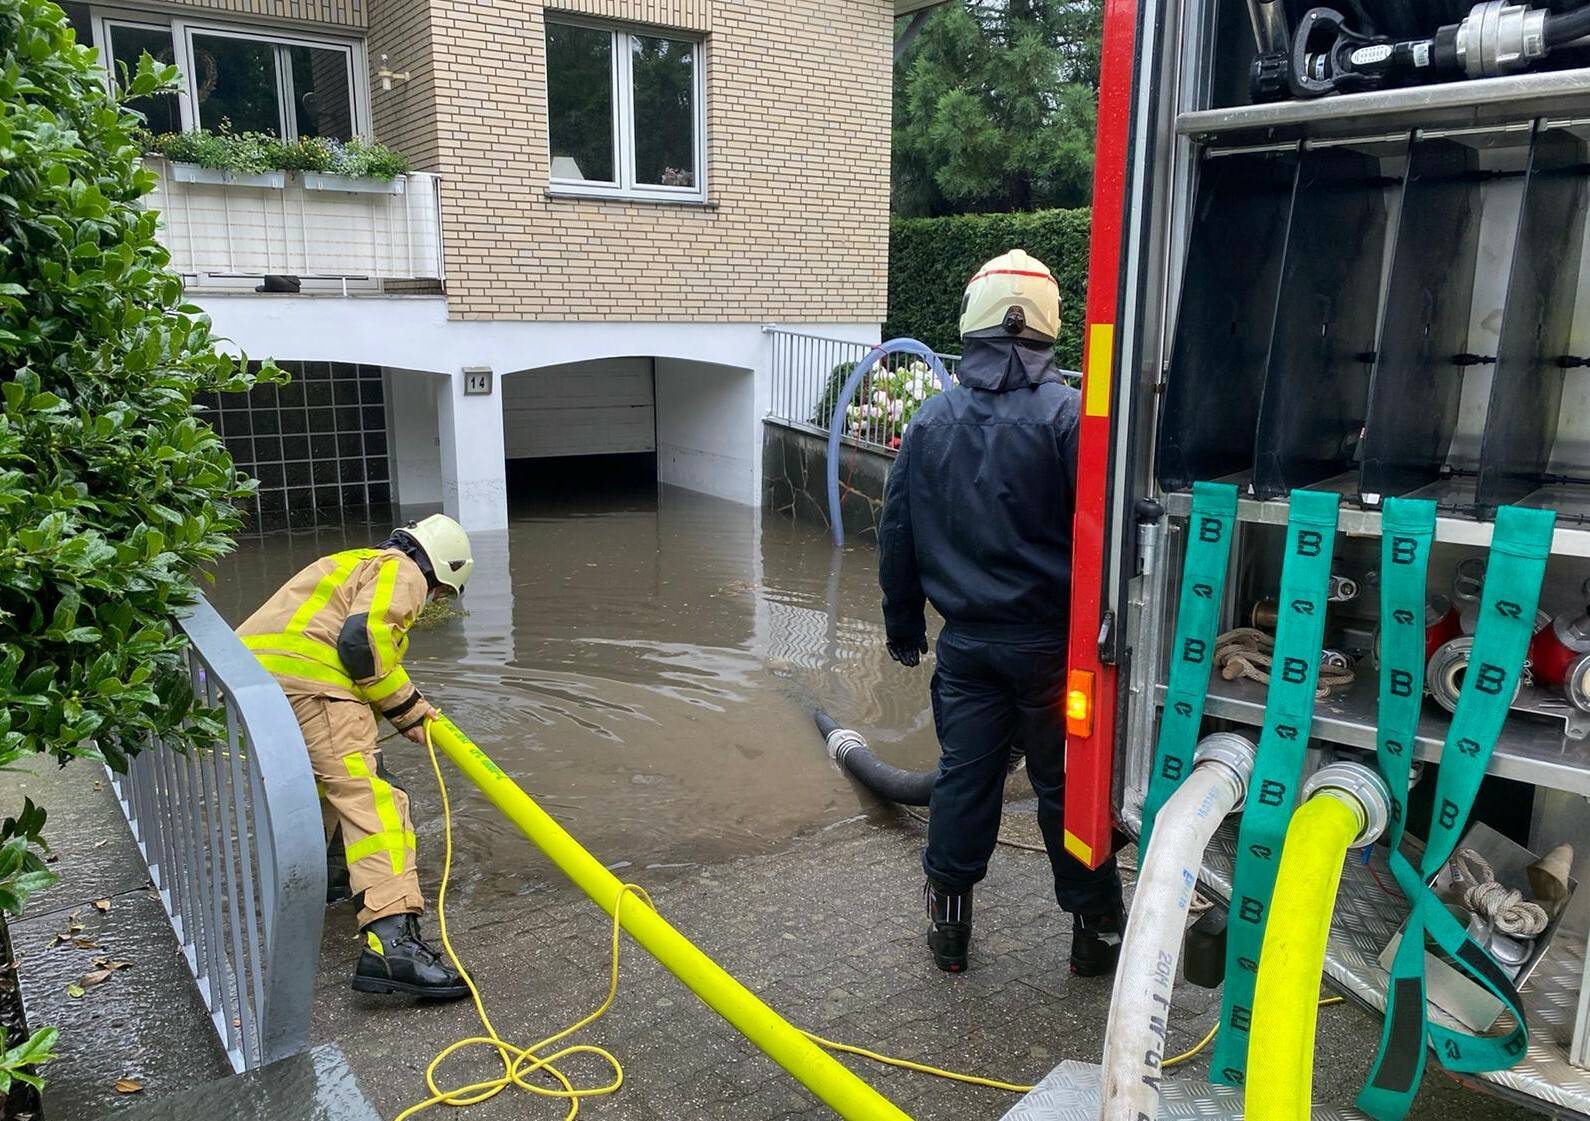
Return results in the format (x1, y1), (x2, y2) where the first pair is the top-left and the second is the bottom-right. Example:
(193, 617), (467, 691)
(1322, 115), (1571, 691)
(887, 634), (929, 667)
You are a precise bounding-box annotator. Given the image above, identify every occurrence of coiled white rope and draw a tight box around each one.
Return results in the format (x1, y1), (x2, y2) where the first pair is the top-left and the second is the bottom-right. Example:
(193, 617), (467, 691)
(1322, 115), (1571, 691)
(1451, 848), (1550, 937)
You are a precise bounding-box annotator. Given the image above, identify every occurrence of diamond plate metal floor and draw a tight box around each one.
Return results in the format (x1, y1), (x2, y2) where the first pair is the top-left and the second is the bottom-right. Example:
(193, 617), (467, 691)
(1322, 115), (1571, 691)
(999, 1060), (1365, 1120)
(1191, 822), (1590, 1118)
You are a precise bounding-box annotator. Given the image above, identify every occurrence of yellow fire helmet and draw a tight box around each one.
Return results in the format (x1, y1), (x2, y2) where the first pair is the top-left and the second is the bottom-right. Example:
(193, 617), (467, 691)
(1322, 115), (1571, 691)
(397, 513), (474, 595)
(957, 249), (1061, 343)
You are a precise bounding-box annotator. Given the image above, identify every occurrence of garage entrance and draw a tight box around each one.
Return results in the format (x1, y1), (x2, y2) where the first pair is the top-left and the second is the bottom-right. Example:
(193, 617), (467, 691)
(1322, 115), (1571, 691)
(502, 358), (656, 461)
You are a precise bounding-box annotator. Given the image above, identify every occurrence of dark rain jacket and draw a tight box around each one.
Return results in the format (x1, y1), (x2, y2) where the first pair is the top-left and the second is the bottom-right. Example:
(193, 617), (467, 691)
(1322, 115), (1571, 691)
(878, 336), (1080, 643)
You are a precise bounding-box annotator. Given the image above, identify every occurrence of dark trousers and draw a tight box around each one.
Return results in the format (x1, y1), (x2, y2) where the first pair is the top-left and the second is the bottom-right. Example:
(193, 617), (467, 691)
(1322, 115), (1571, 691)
(922, 627), (1122, 916)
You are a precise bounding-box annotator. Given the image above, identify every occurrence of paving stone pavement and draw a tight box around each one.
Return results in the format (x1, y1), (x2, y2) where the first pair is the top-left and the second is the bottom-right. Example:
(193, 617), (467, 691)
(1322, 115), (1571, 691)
(311, 805), (1537, 1121)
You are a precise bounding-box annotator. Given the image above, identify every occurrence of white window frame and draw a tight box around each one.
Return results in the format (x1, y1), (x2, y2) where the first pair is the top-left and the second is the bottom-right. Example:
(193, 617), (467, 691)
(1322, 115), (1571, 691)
(544, 16), (707, 204)
(92, 7), (369, 140)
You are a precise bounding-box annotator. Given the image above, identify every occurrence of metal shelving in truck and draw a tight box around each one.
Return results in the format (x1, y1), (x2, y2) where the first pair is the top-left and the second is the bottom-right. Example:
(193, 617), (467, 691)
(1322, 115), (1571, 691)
(1060, 0), (1590, 1113)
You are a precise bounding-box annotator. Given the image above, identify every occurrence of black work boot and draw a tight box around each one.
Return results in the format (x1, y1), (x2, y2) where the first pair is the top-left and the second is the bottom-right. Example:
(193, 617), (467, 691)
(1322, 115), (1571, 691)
(352, 914), (469, 1001)
(1069, 905), (1125, 977)
(325, 830), (353, 905)
(924, 881), (973, 974)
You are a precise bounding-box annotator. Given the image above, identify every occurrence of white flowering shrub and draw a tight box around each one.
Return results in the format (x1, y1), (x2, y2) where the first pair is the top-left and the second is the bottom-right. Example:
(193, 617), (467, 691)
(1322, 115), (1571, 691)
(841, 359), (949, 449)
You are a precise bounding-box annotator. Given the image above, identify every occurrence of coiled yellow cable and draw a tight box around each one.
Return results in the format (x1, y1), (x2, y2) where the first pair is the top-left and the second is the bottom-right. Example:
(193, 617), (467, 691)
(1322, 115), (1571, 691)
(398, 719), (1042, 1120)
(1245, 794), (1363, 1121)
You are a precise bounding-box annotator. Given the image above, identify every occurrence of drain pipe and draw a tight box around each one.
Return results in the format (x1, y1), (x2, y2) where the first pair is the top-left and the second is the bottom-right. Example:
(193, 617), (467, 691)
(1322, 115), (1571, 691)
(1246, 761), (1392, 1121)
(1098, 732), (1257, 1121)
(815, 710), (935, 806)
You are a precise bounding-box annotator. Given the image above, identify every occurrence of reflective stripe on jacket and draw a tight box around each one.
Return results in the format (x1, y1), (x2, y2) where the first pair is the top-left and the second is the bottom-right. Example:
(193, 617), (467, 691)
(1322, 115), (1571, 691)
(236, 548), (429, 728)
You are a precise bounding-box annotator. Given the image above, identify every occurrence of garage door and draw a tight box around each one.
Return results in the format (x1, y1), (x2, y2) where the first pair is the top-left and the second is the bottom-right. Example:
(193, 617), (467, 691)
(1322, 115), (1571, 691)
(503, 358), (655, 459)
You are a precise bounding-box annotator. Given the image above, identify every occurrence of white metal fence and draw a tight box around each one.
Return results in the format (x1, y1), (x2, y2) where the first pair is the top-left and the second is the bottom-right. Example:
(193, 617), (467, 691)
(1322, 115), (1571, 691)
(108, 596), (325, 1072)
(765, 328), (961, 453)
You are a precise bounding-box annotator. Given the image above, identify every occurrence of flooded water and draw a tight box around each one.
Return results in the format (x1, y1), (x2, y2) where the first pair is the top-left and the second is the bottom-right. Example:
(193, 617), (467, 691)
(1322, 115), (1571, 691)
(207, 472), (940, 887)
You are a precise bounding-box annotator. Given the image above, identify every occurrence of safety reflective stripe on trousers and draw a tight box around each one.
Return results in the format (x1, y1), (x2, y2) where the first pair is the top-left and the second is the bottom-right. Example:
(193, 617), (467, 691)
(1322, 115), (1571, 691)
(345, 828), (417, 866)
(1140, 480), (1238, 853)
(343, 752), (410, 875)
(1211, 488), (1339, 1086)
(1358, 504), (1553, 1121)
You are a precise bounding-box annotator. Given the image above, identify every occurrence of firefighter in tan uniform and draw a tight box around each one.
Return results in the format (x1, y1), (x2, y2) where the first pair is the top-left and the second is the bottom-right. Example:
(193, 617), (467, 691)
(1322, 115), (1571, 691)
(237, 514), (473, 1000)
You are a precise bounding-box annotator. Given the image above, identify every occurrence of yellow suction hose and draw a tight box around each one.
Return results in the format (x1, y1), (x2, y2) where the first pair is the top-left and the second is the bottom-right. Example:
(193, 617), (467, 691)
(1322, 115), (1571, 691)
(421, 714), (915, 1121)
(1244, 791), (1365, 1121)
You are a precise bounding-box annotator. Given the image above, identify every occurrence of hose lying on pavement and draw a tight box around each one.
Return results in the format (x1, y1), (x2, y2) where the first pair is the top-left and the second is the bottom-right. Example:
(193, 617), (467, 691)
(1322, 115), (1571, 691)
(815, 709), (936, 806)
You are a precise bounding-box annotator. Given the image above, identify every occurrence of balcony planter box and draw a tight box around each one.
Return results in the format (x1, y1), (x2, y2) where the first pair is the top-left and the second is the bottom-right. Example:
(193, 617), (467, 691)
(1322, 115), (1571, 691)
(300, 171), (405, 195)
(168, 161), (286, 189)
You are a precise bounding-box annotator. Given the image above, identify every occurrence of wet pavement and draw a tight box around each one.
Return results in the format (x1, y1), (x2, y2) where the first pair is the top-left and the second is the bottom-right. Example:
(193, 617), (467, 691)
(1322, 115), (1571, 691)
(4, 478), (1543, 1119)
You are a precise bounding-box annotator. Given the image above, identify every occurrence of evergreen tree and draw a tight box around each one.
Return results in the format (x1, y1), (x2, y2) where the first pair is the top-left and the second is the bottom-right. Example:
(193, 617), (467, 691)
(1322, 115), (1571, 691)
(893, 0), (1102, 217)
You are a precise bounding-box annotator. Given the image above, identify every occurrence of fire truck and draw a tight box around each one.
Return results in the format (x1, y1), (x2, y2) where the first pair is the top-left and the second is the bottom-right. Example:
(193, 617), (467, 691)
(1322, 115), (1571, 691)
(1061, 0), (1590, 1113)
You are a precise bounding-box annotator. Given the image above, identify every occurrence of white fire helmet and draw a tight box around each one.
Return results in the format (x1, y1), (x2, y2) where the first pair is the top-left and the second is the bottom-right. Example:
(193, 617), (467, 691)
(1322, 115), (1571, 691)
(958, 249), (1061, 343)
(396, 514), (474, 595)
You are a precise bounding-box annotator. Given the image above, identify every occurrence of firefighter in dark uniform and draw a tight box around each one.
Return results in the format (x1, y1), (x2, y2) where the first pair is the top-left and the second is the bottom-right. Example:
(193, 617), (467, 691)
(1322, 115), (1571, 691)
(878, 250), (1125, 976)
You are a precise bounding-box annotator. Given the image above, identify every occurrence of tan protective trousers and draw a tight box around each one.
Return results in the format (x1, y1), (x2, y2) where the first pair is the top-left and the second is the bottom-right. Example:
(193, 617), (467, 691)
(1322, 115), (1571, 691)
(290, 694), (424, 928)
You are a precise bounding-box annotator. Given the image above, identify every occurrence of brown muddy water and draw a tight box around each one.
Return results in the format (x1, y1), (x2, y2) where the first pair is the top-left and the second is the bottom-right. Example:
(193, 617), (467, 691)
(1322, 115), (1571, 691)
(207, 473), (940, 891)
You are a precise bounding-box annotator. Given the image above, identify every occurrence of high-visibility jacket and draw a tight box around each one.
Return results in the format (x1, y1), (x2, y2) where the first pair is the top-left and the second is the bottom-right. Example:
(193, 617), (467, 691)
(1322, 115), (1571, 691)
(237, 548), (429, 730)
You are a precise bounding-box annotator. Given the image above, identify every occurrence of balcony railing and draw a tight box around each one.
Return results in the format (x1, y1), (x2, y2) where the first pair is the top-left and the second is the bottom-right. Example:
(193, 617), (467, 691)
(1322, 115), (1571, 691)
(144, 157), (445, 287)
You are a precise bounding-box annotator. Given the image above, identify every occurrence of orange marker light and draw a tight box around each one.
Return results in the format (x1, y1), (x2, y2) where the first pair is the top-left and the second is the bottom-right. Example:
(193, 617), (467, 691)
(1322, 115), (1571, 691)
(1065, 669), (1095, 739)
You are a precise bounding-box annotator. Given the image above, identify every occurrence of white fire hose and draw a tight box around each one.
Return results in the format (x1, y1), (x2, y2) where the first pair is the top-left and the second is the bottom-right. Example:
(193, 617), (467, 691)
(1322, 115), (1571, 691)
(1097, 732), (1256, 1121)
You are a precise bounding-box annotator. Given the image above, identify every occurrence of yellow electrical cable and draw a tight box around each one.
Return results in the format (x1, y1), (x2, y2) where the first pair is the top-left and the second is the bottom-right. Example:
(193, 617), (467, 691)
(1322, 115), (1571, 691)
(1246, 794), (1363, 1121)
(397, 721), (640, 1121)
(401, 717), (1045, 1120)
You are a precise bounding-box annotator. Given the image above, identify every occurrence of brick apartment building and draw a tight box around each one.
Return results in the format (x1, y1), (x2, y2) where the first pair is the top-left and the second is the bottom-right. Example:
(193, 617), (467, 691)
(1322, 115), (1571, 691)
(65, 0), (906, 530)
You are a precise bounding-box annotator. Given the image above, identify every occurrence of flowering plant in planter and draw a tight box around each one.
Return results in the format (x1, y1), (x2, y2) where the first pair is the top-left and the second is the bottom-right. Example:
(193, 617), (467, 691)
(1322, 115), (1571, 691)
(842, 359), (947, 448)
(139, 126), (411, 180)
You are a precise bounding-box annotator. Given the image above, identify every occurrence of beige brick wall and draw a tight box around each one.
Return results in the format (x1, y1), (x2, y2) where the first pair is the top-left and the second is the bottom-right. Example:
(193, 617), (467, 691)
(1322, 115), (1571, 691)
(368, 0), (891, 322)
(367, 0), (439, 168)
(159, 0), (365, 28)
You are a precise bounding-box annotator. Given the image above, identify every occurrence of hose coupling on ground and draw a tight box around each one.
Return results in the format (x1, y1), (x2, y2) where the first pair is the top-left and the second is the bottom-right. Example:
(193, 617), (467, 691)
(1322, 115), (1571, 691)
(1301, 760), (1393, 848)
(1192, 731), (1258, 810)
(824, 727), (867, 766)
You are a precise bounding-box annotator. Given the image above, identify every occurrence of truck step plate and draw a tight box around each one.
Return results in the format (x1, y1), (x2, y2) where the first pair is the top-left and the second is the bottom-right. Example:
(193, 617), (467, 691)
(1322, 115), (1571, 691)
(1192, 821), (1590, 1118)
(998, 1059), (1365, 1119)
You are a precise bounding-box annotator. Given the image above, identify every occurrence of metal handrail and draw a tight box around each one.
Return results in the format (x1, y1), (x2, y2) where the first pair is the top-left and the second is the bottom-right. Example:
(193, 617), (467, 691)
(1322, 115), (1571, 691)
(108, 595), (325, 1072)
(763, 326), (961, 456)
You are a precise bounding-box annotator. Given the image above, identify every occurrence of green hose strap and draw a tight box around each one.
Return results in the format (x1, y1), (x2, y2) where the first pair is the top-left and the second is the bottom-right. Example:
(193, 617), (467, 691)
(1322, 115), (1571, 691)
(1140, 481), (1238, 853)
(1211, 488), (1340, 1087)
(1358, 504), (1554, 1121)
(1373, 498), (1437, 854)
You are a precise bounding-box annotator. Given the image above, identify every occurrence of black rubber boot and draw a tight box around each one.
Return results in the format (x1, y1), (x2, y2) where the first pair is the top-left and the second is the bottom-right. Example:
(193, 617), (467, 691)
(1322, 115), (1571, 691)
(352, 914), (469, 1001)
(1069, 905), (1125, 977)
(924, 881), (972, 974)
(325, 829), (353, 905)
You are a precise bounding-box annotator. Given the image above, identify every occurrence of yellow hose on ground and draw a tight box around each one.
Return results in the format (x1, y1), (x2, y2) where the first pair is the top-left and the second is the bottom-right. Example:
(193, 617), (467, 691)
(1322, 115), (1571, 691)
(1245, 793), (1364, 1121)
(407, 715), (1044, 1119)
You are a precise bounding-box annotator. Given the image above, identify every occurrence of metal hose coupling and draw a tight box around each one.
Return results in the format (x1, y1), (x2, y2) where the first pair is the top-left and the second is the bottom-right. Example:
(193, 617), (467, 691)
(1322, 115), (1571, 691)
(824, 726), (867, 766)
(1192, 731), (1258, 810)
(1301, 761), (1393, 849)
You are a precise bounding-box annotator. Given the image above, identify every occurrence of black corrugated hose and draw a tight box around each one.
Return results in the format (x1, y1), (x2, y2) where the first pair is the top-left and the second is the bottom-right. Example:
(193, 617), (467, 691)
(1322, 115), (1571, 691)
(813, 709), (936, 807)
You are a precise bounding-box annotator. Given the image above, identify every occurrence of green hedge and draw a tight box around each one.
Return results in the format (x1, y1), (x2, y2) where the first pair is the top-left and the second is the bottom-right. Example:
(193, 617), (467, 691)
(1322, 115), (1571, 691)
(884, 208), (1091, 370)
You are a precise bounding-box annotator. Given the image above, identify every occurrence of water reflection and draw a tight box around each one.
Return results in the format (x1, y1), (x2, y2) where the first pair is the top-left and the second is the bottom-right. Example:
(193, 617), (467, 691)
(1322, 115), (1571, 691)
(208, 483), (940, 883)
